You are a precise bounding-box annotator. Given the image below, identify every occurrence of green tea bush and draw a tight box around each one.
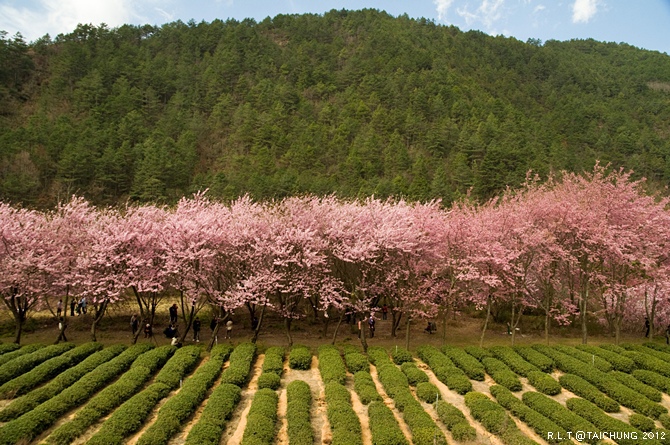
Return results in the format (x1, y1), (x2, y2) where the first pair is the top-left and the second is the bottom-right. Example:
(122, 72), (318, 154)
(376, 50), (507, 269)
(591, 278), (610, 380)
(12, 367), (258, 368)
(353, 371), (382, 405)
(554, 346), (612, 372)
(344, 349), (369, 373)
(391, 347), (413, 365)
(632, 370), (670, 393)
(318, 345), (346, 385)
(575, 344), (636, 372)
(184, 383), (241, 445)
(241, 388), (279, 445)
(0, 343), (74, 385)
(0, 344), (19, 356)
(624, 344), (670, 364)
(325, 382), (362, 445)
(257, 372), (281, 390)
(643, 343), (670, 357)
(0, 344), (125, 422)
(415, 382), (439, 403)
(289, 345), (312, 370)
(464, 392), (535, 445)
(262, 347), (285, 376)
(526, 371), (561, 395)
(286, 380), (313, 445)
(629, 413), (656, 432)
(0, 342), (101, 398)
(558, 373), (620, 412)
(220, 342), (257, 387)
(417, 345), (471, 395)
(611, 371), (661, 402)
(481, 357), (522, 391)
(0, 344), (43, 367)
(463, 345), (493, 361)
(522, 391), (600, 444)
(368, 401), (409, 445)
(153, 345), (202, 388)
(443, 346), (486, 380)
(131, 345), (177, 371)
(513, 346), (554, 373)
(400, 361), (428, 386)
(368, 346), (393, 367)
(435, 400), (476, 442)
(622, 349), (670, 378)
(489, 346), (539, 377)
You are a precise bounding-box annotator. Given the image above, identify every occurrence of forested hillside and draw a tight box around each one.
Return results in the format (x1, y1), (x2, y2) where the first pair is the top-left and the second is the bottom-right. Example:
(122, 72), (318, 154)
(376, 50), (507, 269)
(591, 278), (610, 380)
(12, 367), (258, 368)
(1, 8), (670, 207)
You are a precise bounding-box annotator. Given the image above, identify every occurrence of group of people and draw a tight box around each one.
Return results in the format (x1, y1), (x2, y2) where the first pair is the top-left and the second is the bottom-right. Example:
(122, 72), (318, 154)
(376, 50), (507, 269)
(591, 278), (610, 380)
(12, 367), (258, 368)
(130, 306), (235, 344)
(645, 317), (670, 345)
(56, 298), (88, 317)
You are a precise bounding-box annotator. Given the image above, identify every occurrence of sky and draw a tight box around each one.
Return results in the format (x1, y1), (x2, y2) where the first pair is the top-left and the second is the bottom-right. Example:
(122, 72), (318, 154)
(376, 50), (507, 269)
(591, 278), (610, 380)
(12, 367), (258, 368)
(1, 0), (669, 55)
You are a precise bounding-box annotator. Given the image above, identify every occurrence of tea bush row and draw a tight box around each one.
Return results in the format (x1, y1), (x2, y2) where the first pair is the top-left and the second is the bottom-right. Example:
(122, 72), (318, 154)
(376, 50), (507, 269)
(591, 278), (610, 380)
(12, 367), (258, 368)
(554, 346), (612, 372)
(241, 388), (279, 445)
(288, 344), (311, 370)
(490, 385), (572, 445)
(286, 380), (313, 445)
(489, 346), (539, 377)
(558, 373), (620, 412)
(624, 344), (670, 365)
(0, 344), (19, 356)
(325, 382), (363, 445)
(481, 357), (522, 391)
(434, 400), (477, 442)
(0, 343), (74, 385)
(318, 345), (346, 385)
(353, 371), (382, 404)
(46, 345), (176, 445)
(136, 345), (233, 445)
(443, 346), (486, 380)
(632, 370), (670, 393)
(575, 344), (636, 372)
(400, 361), (428, 386)
(391, 347), (413, 365)
(464, 392), (537, 445)
(0, 342), (100, 398)
(368, 401), (410, 445)
(0, 344), (125, 421)
(220, 342), (257, 387)
(258, 347), (284, 390)
(344, 348), (369, 373)
(0, 344), (43, 367)
(0, 344), (151, 445)
(610, 371), (662, 402)
(526, 371), (561, 395)
(513, 346), (554, 373)
(417, 345), (471, 395)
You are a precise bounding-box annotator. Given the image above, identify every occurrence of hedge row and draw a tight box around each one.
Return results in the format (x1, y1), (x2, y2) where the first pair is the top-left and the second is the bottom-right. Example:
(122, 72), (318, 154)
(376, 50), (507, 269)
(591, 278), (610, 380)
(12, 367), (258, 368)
(534, 345), (666, 418)
(0, 343), (151, 445)
(325, 382), (363, 445)
(0, 344), (19, 355)
(513, 346), (554, 373)
(368, 401), (410, 445)
(0, 344), (43, 367)
(0, 342), (101, 398)
(632, 370), (670, 393)
(434, 400), (477, 442)
(375, 356), (447, 445)
(417, 345), (472, 395)
(286, 380), (313, 445)
(183, 342), (256, 445)
(86, 346), (203, 445)
(400, 361), (429, 386)
(558, 373), (620, 412)
(489, 346), (539, 377)
(526, 371), (561, 395)
(392, 347), (414, 365)
(0, 343), (74, 385)
(0, 344), (125, 422)
(258, 347), (285, 390)
(554, 345), (612, 373)
(644, 342), (670, 357)
(490, 385), (572, 445)
(367, 346), (393, 367)
(353, 371), (382, 404)
(611, 371), (662, 402)
(629, 413), (656, 432)
(521, 391), (600, 445)
(481, 357), (523, 392)
(46, 345), (176, 445)
(624, 344), (670, 365)
(566, 398), (658, 445)
(575, 344), (636, 372)
(136, 345), (233, 445)
(220, 342), (257, 387)
(443, 345), (486, 380)
(344, 349), (369, 374)
(464, 391), (538, 445)
(318, 345), (346, 385)
(415, 382), (440, 403)
(621, 349), (670, 378)
(241, 388), (279, 445)
(289, 344), (312, 370)
(463, 345), (493, 361)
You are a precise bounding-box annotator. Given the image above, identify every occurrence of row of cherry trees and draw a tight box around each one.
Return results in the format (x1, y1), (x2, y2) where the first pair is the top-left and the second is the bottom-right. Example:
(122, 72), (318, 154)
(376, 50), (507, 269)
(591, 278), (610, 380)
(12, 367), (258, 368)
(2, 166), (669, 346)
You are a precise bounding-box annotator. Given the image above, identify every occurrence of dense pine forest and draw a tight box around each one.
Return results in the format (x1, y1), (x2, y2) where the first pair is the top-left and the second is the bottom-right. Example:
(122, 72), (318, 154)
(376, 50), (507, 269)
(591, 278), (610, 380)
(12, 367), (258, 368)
(1, 8), (670, 207)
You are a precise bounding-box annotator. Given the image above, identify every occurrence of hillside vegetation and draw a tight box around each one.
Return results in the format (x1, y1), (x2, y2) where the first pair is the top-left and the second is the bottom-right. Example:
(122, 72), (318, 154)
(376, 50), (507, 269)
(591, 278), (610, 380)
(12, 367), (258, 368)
(1, 9), (670, 207)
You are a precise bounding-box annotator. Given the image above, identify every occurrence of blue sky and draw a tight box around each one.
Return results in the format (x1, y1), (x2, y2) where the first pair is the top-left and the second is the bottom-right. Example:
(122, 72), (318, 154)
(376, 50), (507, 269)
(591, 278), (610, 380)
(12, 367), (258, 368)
(1, 0), (669, 55)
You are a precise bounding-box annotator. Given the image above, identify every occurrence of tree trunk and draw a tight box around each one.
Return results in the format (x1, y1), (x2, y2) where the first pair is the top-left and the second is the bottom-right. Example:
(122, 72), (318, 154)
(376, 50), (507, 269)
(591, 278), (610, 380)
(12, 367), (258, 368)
(331, 311), (345, 345)
(510, 303), (524, 346)
(179, 300), (196, 344)
(252, 304), (266, 344)
(390, 311), (402, 337)
(442, 308), (448, 347)
(544, 309), (550, 344)
(90, 300), (109, 342)
(207, 318), (222, 351)
(405, 316), (411, 350)
(359, 318), (368, 353)
(14, 315), (24, 345)
(321, 311), (331, 338)
(285, 317), (293, 347)
(479, 295), (492, 348)
(245, 302), (257, 326)
(581, 288), (588, 345)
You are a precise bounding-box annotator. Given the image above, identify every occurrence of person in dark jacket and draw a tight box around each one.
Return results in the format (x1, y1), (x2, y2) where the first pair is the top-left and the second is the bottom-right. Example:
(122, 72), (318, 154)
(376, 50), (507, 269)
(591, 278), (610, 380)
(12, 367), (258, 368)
(193, 317), (201, 342)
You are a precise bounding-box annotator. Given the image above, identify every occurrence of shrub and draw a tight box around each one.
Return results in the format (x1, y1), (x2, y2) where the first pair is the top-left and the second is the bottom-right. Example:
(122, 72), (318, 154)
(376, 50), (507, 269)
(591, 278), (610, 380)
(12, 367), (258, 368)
(344, 350), (369, 373)
(443, 346), (486, 380)
(220, 343), (257, 387)
(368, 346), (393, 367)
(0, 344), (126, 422)
(392, 347), (413, 365)
(257, 372), (281, 390)
(489, 346), (539, 377)
(490, 385), (571, 445)
(131, 345), (177, 371)
(464, 392), (535, 445)
(463, 345), (493, 361)
(622, 349), (670, 378)
(318, 345), (346, 385)
(353, 371), (382, 405)
(415, 382), (440, 403)
(632, 370), (670, 393)
(611, 371), (661, 402)
(435, 400), (476, 442)
(566, 398), (651, 445)
(0, 344), (43, 368)
(0, 343), (74, 385)
(481, 357), (522, 391)
(325, 382), (362, 445)
(0, 342), (101, 398)
(526, 371), (561, 395)
(660, 414), (670, 430)
(262, 347), (285, 376)
(241, 388), (279, 445)
(513, 346), (554, 373)
(522, 391), (600, 444)
(153, 345), (202, 388)
(558, 374), (620, 412)
(289, 345), (312, 370)
(286, 380), (313, 445)
(417, 345), (472, 395)
(184, 383), (241, 445)
(643, 342), (670, 357)
(400, 362), (429, 386)
(0, 344), (19, 356)
(624, 344), (670, 364)
(629, 413), (656, 432)
(0, 344), (151, 445)
(575, 344), (636, 372)
(368, 401), (409, 445)
(554, 345), (612, 372)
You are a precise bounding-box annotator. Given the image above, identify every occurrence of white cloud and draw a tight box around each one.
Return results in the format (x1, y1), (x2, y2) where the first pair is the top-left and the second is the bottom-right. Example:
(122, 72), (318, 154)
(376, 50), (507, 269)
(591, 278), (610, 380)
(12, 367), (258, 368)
(572, 0), (599, 23)
(433, 0), (456, 22)
(533, 4), (546, 13)
(457, 0), (505, 29)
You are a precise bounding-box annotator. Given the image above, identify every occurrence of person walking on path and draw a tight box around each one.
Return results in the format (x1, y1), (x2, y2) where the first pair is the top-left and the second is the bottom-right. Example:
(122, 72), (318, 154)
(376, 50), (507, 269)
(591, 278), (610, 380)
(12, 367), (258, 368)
(225, 319), (233, 339)
(130, 314), (139, 336)
(193, 317), (201, 342)
(169, 304), (178, 324)
(645, 317), (651, 337)
(56, 300), (63, 318)
(368, 314), (376, 338)
(70, 299), (75, 317)
(382, 305), (388, 320)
